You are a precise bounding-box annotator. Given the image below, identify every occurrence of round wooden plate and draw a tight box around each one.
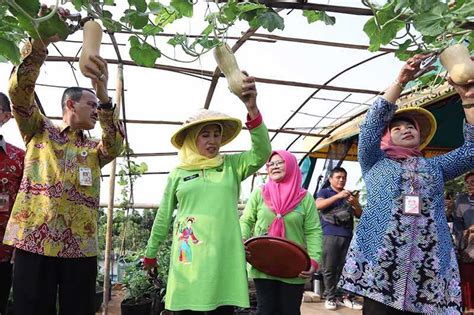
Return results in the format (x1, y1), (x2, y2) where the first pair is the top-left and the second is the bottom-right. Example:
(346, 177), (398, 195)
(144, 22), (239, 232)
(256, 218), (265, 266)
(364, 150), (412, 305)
(244, 236), (310, 278)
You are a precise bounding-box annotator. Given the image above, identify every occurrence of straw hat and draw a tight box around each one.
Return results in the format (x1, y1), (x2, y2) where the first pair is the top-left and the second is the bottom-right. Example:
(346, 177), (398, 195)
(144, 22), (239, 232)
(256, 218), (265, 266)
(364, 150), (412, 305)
(171, 109), (242, 149)
(392, 107), (437, 150)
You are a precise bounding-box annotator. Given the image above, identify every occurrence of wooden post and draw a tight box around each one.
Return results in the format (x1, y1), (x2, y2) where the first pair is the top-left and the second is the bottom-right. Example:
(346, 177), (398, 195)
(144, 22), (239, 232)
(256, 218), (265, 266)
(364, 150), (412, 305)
(102, 63), (123, 315)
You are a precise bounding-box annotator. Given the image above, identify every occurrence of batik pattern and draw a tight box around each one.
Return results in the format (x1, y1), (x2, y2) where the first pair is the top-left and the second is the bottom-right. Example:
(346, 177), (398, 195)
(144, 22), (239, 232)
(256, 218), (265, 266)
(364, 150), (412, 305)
(339, 98), (474, 314)
(3, 42), (124, 258)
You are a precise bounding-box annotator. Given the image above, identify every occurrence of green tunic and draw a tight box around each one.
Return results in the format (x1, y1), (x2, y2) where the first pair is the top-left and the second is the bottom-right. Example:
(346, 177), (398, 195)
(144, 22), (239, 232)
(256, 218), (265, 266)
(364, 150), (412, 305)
(145, 123), (271, 311)
(240, 187), (323, 284)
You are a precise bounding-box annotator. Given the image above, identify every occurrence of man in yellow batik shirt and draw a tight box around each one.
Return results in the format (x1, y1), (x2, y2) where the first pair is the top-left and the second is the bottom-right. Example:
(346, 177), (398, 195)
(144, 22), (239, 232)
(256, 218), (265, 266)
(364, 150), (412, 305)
(2, 21), (124, 315)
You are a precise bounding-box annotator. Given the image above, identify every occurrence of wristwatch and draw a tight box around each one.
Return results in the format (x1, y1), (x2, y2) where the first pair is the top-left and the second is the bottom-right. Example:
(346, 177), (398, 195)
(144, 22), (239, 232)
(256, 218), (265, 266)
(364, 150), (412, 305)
(98, 97), (114, 110)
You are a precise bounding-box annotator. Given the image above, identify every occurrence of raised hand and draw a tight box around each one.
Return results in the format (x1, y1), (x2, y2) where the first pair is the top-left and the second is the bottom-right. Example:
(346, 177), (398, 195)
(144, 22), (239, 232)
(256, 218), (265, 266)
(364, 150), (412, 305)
(82, 55), (109, 103)
(397, 54), (437, 86)
(240, 71), (259, 119)
(31, 5), (70, 50)
(447, 57), (474, 104)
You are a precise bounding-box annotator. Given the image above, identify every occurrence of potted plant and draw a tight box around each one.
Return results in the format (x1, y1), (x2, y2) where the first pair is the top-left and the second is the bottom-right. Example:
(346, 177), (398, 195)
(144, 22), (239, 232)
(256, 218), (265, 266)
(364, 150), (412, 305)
(120, 259), (154, 315)
(362, 1), (474, 85)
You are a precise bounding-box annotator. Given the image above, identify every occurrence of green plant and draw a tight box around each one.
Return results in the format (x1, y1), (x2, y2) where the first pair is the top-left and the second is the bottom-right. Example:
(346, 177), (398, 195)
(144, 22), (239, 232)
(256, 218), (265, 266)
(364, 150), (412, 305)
(0, 0), (337, 66)
(361, 1), (474, 90)
(121, 257), (154, 304)
(362, 1), (473, 57)
(153, 224), (173, 303)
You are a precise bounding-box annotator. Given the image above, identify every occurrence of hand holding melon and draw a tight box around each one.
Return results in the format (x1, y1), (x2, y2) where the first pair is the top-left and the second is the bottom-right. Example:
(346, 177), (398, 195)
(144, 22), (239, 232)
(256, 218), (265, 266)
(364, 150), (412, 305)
(213, 43), (248, 97)
(79, 20), (103, 78)
(440, 44), (474, 86)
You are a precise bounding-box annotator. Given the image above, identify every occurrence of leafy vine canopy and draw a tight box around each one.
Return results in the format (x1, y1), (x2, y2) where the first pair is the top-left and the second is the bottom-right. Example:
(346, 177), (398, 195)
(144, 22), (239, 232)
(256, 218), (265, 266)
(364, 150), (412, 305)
(0, 0), (472, 67)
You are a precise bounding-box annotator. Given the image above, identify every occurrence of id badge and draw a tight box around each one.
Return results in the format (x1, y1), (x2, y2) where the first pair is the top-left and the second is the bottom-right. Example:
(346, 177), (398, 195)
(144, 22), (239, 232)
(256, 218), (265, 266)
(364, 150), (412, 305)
(0, 193), (9, 212)
(403, 194), (421, 215)
(79, 167), (93, 186)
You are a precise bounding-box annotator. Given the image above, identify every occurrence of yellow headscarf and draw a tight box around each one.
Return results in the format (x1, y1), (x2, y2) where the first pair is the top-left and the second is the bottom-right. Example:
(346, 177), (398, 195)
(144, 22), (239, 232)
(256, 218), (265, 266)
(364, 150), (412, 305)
(177, 123), (224, 170)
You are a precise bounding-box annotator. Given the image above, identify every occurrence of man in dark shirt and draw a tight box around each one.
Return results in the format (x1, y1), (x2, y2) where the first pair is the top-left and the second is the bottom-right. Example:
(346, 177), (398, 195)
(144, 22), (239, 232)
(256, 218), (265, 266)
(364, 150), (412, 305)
(316, 167), (362, 310)
(0, 92), (24, 315)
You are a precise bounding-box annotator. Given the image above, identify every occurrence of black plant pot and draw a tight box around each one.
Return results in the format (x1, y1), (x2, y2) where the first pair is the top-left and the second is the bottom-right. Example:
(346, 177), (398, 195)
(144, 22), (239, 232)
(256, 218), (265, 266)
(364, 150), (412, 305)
(97, 279), (112, 301)
(95, 290), (104, 312)
(121, 298), (152, 315)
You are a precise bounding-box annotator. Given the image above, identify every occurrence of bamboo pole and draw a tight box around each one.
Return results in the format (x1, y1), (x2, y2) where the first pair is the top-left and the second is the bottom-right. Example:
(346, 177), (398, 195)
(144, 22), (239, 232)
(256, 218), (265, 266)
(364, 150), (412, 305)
(102, 63), (123, 315)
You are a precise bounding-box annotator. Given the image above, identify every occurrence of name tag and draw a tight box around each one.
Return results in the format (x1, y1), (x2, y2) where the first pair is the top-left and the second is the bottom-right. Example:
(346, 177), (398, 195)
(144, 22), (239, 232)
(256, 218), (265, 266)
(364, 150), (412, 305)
(403, 194), (421, 215)
(183, 174), (199, 182)
(0, 193), (9, 212)
(79, 167), (93, 186)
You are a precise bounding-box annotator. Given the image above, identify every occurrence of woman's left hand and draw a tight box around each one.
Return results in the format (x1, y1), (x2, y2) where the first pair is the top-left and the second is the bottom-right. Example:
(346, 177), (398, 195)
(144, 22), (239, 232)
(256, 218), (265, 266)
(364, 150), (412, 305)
(299, 264), (316, 279)
(447, 66), (474, 104)
(397, 54), (436, 86)
(240, 71), (259, 119)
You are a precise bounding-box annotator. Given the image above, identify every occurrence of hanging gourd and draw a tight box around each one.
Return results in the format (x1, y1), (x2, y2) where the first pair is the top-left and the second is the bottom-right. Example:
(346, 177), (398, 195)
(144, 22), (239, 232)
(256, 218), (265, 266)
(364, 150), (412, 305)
(440, 44), (474, 85)
(79, 20), (103, 76)
(214, 43), (247, 97)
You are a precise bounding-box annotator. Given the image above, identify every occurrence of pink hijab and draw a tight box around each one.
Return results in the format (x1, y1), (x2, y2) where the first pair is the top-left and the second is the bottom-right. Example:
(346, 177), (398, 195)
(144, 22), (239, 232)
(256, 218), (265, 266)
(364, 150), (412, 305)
(380, 116), (422, 159)
(262, 150), (307, 238)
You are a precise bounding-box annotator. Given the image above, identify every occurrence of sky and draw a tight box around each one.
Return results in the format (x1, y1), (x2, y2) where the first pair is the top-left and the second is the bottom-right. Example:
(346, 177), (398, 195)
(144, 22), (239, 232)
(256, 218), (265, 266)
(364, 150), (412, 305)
(0, 0), (407, 206)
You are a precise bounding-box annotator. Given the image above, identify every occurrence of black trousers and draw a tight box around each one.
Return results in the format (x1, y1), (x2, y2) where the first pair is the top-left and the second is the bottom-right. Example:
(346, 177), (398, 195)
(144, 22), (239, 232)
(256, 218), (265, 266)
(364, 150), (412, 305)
(0, 261), (13, 315)
(13, 249), (97, 315)
(322, 235), (351, 300)
(363, 298), (421, 315)
(254, 278), (305, 315)
(171, 305), (234, 314)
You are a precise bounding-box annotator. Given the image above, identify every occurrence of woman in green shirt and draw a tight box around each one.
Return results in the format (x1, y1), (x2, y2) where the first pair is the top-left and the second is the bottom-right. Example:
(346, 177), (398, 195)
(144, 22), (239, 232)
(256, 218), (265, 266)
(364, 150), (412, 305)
(240, 150), (323, 315)
(143, 74), (271, 314)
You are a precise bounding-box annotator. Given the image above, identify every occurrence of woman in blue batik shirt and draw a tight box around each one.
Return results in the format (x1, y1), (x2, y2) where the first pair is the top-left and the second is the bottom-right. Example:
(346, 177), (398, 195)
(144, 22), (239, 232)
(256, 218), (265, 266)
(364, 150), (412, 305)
(339, 54), (474, 315)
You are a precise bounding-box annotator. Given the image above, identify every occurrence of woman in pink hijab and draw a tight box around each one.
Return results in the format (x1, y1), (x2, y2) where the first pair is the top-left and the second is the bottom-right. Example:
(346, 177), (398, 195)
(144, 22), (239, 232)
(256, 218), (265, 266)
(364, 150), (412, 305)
(240, 150), (322, 315)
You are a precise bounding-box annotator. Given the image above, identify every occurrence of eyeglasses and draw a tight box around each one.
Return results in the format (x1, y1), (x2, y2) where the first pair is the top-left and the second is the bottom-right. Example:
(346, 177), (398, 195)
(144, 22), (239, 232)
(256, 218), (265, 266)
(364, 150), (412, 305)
(266, 160), (285, 168)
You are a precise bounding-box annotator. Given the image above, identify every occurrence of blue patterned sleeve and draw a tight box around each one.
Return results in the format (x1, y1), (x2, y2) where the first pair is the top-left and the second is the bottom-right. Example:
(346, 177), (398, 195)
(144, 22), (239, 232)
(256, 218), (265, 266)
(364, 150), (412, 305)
(358, 97), (397, 174)
(431, 121), (474, 182)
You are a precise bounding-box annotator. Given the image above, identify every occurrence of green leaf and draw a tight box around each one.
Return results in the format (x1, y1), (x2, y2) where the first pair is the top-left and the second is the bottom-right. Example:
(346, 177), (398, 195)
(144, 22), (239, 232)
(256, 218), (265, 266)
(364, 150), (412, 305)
(102, 11), (122, 32)
(413, 4), (448, 37)
(453, 1), (474, 16)
(237, 2), (266, 13)
(303, 10), (335, 25)
(129, 40), (161, 67)
(154, 7), (179, 28)
(129, 35), (140, 46)
(128, 0), (147, 13)
(8, 3), (70, 41)
(255, 11), (284, 32)
(395, 39), (413, 61)
(149, 2), (163, 14)
(222, 1), (239, 22)
(72, 0), (83, 11)
(197, 37), (219, 49)
(238, 4), (267, 25)
(167, 34), (187, 47)
(380, 20), (405, 45)
(410, 0), (439, 14)
(121, 9), (149, 29)
(363, 17), (381, 52)
(0, 38), (21, 64)
(170, 0), (193, 18)
(201, 24), (214, 36)
(394, 0), (410, 13)
(103, 0), (115, 6)
(143, 24), (163, 35)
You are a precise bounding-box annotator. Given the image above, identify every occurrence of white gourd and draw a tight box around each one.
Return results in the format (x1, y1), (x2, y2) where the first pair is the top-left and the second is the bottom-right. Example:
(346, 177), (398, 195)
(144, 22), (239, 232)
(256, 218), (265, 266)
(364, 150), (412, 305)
(79, 21), (103, 76)
(214, 44), (247, 96)
(440, 44), (474, 85)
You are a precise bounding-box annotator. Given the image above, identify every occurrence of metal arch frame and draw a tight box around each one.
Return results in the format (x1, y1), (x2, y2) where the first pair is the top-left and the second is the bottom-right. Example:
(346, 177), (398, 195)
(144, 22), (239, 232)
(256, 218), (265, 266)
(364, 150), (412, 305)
(33, 15), (400, 176)
(271, 51), (390, 147)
